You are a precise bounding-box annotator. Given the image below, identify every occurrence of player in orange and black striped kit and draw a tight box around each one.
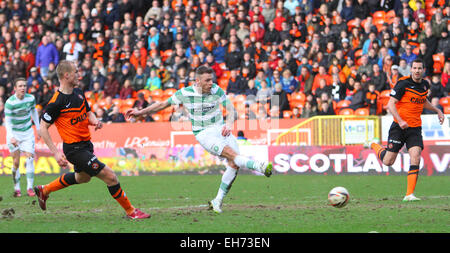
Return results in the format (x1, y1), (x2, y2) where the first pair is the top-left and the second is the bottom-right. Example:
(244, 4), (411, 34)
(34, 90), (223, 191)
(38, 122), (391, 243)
(34, 60), (150, 219)
(370, 59), (445, 202)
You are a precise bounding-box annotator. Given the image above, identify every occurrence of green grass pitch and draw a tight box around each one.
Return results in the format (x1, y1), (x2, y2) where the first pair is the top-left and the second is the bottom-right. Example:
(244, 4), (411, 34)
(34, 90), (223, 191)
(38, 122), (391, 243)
(0, 174), (449, 233)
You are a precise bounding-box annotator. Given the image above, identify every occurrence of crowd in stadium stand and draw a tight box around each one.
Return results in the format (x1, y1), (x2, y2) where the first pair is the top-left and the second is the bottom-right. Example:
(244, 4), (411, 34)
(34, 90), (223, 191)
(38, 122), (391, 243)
(0, 0), (449, 125)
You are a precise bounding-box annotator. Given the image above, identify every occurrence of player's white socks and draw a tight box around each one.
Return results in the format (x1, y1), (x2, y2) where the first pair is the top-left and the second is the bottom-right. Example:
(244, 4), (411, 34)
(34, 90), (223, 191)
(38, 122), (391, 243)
(215, 166), (238, 202)
(233, 155), (257, 171)
(25, 157), (34, 190)
(12, 168), (21, 191)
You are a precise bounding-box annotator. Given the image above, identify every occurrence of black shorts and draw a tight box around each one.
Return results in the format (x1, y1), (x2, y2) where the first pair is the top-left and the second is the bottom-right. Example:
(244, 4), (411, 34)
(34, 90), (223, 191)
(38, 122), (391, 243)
(386, 122), (424, 153)
(63, 141), (105, 176)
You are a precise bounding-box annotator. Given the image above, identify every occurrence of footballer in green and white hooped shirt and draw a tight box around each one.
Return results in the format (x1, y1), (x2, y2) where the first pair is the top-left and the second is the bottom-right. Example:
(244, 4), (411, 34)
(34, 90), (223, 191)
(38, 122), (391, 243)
(126, 65), (272, 213)
(4, 78), (41, 197)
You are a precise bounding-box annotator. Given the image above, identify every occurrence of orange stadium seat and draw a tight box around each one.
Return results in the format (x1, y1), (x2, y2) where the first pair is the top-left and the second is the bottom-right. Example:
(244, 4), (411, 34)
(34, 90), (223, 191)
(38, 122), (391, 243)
(291, 92), (306, 103)
(150, 89), (163, 99)
(354, 49), (363, 59)
(218, 78), (229, 89)
(439, 97), (450, 107)
(385, 10), (396, 24)
(444, 106), (450, 114)
(97, 98), (108, 109)
(336, 100), (351, 110)
(283, 110), (293, 118)
(163, 88), (177, 98)
(152, 114), (163, 122)
(339, 108), (354, 115)
(433, 54), (444, 73)
(433, 54), (445, 66)
(372, 10), (386, 20)
(347, 19), (359, 31)
(123, 98), (136, 107)
(355, 107), (369, 116)
(137, 89), (151, 99)
(112, 98), (122, 108)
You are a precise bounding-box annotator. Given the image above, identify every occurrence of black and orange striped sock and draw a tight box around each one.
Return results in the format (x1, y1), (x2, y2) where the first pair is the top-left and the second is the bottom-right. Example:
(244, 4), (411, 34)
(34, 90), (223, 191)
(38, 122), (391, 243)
(43, 173), (78, 196)
(108, 183), (135, 215)
(371, 142), (386, 161)
(406, 165), (419, 196)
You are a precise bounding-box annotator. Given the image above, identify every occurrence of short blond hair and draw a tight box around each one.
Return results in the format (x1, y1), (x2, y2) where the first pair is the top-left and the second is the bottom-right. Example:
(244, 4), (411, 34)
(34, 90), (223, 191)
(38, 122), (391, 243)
(56, 60), (75, 80)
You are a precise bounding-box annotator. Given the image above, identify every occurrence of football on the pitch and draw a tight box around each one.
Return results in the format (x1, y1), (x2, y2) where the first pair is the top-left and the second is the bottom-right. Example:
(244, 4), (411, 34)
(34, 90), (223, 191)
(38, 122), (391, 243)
(328, 186), (350, 208)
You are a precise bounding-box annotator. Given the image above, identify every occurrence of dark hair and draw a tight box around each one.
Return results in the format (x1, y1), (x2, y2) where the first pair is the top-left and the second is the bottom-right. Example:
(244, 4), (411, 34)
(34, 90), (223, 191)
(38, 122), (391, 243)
(411, 58), (424, 67)
(195, 65), (214, 78)
(14, 77), (26, 86)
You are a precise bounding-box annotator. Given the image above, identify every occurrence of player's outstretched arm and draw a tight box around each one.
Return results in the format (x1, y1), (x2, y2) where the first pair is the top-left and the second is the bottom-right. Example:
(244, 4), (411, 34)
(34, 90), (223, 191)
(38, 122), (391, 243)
(125, 100), (171, 119)
(423, 99), (445, 125)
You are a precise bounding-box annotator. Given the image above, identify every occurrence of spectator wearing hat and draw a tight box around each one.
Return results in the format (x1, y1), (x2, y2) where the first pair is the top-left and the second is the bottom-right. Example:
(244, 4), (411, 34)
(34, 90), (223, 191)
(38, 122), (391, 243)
(35, 35), (59, 78)
(261, 1), (276, 25)
(388, 65), (403, 89)
(27, 67), (44, 89)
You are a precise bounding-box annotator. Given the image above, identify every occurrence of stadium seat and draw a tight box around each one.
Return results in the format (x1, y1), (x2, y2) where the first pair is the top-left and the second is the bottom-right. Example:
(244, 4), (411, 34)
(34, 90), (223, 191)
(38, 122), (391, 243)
(336, 100), (351, 110)
(372, 18), (385, 30)
(138, 89), (151, 99)
(112, 98), (122, 108)
(97, 98), (108, 109)
(291, 92), (306, 103)
(339, 108), (354, 115)
(163, 88), (177, 98)
(161, 49), (173, 62)
(445, 106), (450, 114)
(385, 10), (396, 24)
(290, 100), (304, 109)
(218, 77), (229, 89)
(123, 98), (136, 107)
(439, 97), (450, 107)
(433, 54), (445, 66)
(372, 10), (385, 20)
(355, 107), (369, 116)
(234, 94), (246, 103)
(150, 89), (163, 99)
(283, 110), (293, 118)
(152, 114), (163, 122)
(347, 19), (359, 31)
(426, 8), (437, 20)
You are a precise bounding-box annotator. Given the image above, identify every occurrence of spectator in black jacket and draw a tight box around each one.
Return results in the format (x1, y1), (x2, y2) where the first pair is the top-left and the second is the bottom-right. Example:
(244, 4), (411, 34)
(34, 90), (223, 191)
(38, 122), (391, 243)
(271, 83), (290, 115)
(370, 64), (389, 92)
(225, 43), (242, 70)
(349, 82), (366, 110)
(227, 69), (247, 95)
(353, 0), (371, 19)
